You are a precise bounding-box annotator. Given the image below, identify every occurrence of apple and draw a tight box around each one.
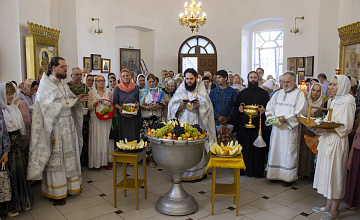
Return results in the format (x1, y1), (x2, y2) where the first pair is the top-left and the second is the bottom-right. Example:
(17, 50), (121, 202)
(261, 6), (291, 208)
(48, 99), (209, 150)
(183, 137), (187, 140)
(150, 133), (155, 137)
(172, 136), (178, 140)
(194, 136), (198, 140)
(178, 137), (183, 140)
(167, 136), (172, 139)
(167, 132), (173, 136)
(188, 137), (193, 140)
(151, 129), (155, 133)
(162, 136), (167, 139)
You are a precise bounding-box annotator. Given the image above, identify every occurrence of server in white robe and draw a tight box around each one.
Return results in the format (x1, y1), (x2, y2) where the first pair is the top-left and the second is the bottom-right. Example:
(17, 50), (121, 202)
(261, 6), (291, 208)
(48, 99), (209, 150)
(168, 68), (216, 181)
(27, 57), (86, 206)
(265, 72), (305, 186)
(312, 75), (355, 220)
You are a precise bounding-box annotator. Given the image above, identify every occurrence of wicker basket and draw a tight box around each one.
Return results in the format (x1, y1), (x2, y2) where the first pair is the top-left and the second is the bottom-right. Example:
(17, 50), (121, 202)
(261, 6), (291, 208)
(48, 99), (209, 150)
(95, 99), (115, 120)
(121, 97), (138, 118)
(298, 105), (342, 129)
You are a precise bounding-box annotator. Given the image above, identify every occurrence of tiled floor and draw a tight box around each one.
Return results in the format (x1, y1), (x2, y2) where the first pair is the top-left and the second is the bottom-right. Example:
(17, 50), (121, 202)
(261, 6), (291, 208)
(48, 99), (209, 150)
(7, 164), (360, 220)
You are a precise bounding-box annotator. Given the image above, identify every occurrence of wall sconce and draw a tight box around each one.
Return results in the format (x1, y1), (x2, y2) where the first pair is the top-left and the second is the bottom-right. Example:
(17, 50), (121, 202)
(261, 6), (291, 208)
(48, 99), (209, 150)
(290, 16), (304, 34)
(91, 18), (103, 34)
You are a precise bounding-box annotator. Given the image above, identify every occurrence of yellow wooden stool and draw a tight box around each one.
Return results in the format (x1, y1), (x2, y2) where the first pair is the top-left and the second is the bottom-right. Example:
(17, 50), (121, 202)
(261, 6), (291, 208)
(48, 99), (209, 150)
(206, 153), (246, 216)
(110, 150), (147, 210)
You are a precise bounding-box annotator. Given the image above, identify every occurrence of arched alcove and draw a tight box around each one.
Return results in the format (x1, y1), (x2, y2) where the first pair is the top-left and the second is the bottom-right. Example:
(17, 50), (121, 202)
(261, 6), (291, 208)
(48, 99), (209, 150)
(115, 25), (155, 77)
(241, 18), (284, 83)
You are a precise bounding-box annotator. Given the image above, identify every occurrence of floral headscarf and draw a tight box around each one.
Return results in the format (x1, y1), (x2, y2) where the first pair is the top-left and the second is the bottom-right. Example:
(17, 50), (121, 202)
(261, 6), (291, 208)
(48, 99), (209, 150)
(139, 74), (164, 105)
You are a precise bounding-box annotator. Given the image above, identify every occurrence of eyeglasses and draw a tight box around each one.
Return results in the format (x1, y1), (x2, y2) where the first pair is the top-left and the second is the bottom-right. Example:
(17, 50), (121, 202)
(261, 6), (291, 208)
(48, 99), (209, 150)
(97, 80), (105, 82)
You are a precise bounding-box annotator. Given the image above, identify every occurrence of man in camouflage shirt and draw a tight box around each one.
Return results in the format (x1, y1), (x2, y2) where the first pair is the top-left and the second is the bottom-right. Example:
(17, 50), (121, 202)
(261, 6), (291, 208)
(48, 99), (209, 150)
(67, 67), (90, 166)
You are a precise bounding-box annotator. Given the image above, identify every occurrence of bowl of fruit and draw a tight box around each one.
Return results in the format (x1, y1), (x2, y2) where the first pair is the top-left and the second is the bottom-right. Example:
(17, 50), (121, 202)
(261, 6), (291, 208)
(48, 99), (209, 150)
(95, 99), (115, 120)
(147, 120), (206, 141)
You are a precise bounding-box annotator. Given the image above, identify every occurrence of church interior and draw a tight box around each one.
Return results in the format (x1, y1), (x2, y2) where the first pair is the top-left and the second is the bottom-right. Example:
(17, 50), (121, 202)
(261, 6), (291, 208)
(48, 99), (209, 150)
(1, 0), (360, 219)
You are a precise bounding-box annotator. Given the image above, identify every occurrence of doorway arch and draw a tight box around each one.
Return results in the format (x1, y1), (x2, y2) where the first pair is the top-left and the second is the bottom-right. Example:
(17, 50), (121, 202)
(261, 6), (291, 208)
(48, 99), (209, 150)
(178, 35), (217, 76)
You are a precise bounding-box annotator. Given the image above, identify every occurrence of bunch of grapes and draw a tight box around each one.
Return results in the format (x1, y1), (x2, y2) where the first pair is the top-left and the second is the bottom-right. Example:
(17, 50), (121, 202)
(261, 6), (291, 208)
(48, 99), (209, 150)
(192, 124), (203, 133)
(153, 122), (165, 129)
(99, 107), (112, 115)
(185, 126), (201, 137)
(155, 125), (174, 138)
(173, 125), (185, 137)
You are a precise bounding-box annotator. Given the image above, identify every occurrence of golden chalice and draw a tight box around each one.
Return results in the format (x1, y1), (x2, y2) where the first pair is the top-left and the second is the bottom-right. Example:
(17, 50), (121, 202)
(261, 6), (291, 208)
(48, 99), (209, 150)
(240, 103), (262, 128)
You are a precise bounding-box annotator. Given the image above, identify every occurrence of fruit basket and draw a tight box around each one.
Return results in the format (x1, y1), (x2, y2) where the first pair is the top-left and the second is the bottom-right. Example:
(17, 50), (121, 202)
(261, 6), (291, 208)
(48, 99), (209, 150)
(121, 97), (138, 117)
(95, 99), (115, 120)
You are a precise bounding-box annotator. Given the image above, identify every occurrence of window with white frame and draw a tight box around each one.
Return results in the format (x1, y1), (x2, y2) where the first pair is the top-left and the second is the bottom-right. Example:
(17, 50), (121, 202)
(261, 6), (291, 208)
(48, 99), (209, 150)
(253, 30), (283, 79)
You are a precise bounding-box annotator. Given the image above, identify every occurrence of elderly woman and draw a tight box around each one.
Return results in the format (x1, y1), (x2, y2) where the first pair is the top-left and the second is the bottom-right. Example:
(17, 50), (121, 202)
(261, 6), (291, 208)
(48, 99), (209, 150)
(163, 78), (177, 121)
(312, 75), (355, 220)
(298, 83), (325, 177)
(0, 82), (33, 216)
(140, 74), (165, 167)
(113, 69), (141, 142)
(18, 79), (38, 117)
(88, 75), (113, 171)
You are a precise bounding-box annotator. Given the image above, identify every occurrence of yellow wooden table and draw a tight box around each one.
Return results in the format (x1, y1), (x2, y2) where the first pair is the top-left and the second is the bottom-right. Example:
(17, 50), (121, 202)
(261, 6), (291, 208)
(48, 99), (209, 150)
(110, 150), (147, 210)
(206, 153), (246, 216)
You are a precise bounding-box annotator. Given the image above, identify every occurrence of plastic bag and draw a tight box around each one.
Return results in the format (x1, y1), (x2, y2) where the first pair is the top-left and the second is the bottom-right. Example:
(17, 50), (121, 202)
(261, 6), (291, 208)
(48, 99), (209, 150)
(216, 124), (233, 145)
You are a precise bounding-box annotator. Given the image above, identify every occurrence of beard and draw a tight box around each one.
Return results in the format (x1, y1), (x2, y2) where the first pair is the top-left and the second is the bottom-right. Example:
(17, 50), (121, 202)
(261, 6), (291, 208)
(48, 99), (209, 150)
(248, 81), (258, 88)
(185, 81), (197, 91)
(56, 71), (67, 80)
(284, 85), (295, 92)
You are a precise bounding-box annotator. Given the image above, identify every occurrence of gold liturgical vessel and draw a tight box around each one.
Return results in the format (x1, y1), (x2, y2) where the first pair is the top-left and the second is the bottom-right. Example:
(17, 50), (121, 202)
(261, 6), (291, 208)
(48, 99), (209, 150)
(240, 103), (262, 128)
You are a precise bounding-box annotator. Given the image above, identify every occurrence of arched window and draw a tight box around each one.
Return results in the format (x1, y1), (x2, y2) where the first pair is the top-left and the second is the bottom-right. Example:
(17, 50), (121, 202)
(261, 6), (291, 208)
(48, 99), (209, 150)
(178, 35), (217, 76)
(253, 30), (283, 79)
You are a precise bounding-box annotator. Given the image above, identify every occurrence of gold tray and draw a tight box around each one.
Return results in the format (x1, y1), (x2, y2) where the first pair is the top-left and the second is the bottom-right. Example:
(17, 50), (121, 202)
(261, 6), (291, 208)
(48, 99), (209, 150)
(210, 152), (241, 158)
(298, 117), (343, 129)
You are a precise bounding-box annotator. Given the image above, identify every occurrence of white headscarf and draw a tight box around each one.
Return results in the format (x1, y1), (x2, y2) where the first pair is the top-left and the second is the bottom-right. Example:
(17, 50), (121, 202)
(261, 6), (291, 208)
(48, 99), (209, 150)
(0, 82), (25, 134)
(332, 75), (354, 106)
(263, 79), (276, 91)
(136, 74), (145, 88)
(307, 83), (323, 115)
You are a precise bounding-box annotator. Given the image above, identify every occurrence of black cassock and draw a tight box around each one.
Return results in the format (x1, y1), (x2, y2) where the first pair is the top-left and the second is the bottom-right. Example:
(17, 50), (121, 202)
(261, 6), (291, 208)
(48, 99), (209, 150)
(233, 87), (270, 177)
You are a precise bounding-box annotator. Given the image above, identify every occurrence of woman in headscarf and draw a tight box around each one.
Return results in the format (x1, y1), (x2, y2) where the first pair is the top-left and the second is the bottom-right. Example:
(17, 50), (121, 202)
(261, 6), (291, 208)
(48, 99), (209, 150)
(140, 73), (165, 167)
(0, 82), (33, 217)
(136, 74), (146, 89)
(113, 69), (141, 142)
(312, 75), (355, 220)
(88, 75), (113, 171)
(17, 79), (38, 117)
(163, 78), (177, 121)
(298, 83), (325, 178)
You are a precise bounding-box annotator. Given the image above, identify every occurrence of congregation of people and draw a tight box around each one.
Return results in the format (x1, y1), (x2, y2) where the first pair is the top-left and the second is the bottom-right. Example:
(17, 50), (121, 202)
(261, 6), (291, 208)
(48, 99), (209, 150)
(1, 56), (360, 220)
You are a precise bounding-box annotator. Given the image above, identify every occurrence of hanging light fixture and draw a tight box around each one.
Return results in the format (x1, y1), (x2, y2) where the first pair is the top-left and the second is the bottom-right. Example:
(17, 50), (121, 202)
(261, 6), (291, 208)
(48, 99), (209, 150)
(179, 0), (206, 33)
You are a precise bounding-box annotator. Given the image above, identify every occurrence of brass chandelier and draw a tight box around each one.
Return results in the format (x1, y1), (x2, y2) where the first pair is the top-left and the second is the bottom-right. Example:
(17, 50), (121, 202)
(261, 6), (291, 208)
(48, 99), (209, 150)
(179, 0), (206, 33)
